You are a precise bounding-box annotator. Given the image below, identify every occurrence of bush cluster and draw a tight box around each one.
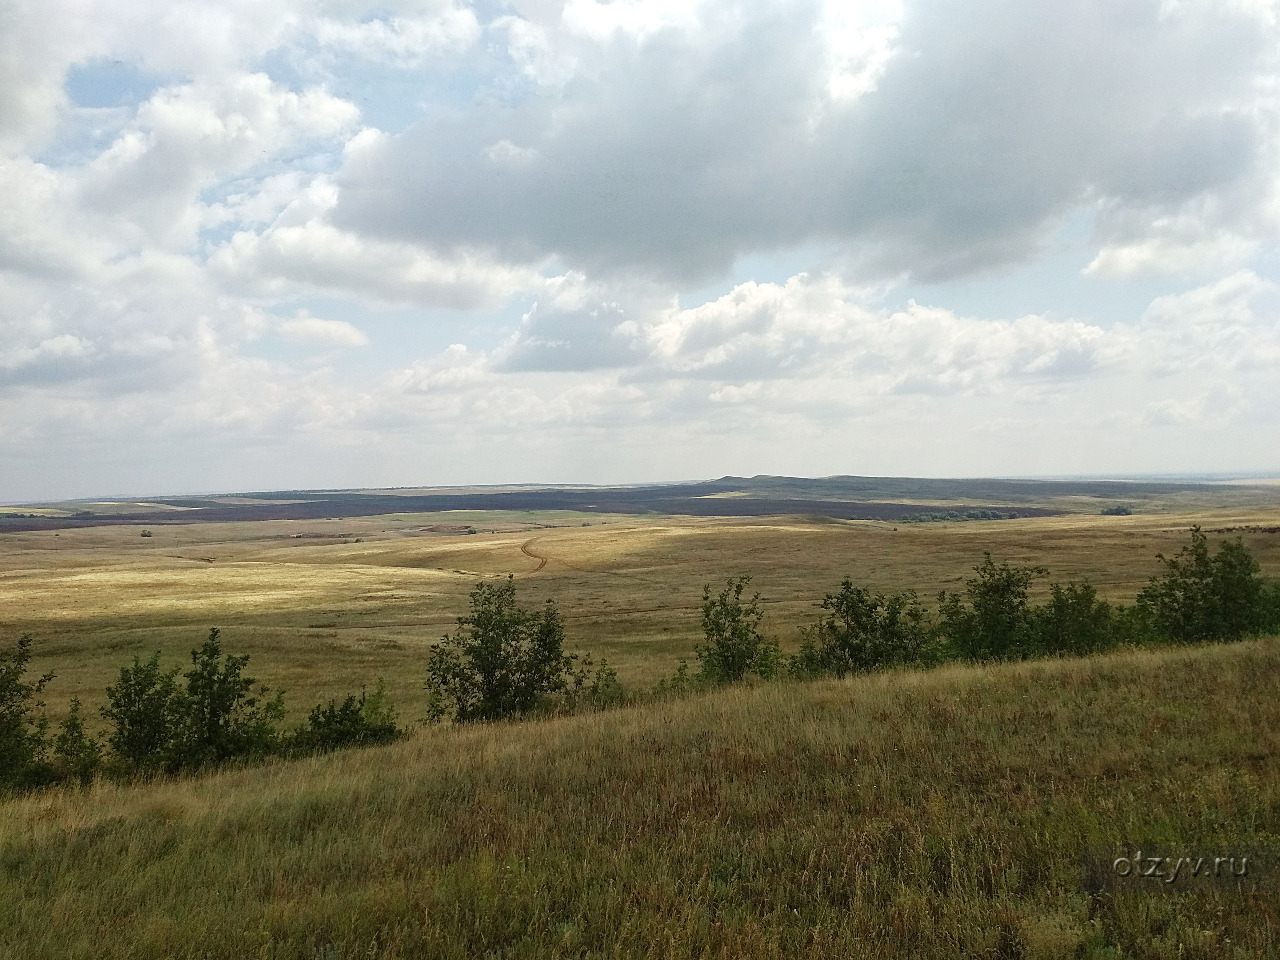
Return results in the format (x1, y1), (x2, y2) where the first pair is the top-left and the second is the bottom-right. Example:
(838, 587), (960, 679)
(786, 526), (1280, 679)
(1, 628), (405, 794)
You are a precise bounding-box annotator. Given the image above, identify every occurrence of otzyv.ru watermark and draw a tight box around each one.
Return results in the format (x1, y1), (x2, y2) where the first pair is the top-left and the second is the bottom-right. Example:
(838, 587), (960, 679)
(1081, 846), (1277, 895)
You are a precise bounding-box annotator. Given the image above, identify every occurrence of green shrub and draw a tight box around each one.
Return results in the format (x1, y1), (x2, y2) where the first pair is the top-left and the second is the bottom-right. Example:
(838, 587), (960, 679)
(564, 658), (625, 711)
(0, 635), (53, 791)
(1025, 580), (1118, 656)
(1260, 581), (1280, 635)
(791, 579), (934, 677)
(425, 576), (580, 723)
(293, 680), (403, 753)
(101, 652), (182, 772)
(1137, 527), (1264, 644)
(103, 629), (283, 773)
(696, 576), (780, 683)
(52, 698), (101, 785)
(938, 555), (1047, 661)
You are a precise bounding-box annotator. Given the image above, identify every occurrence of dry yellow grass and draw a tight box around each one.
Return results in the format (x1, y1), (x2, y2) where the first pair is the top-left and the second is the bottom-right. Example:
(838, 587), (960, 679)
(3, 505), (1280, 723)
(2, 639), (1278, 958)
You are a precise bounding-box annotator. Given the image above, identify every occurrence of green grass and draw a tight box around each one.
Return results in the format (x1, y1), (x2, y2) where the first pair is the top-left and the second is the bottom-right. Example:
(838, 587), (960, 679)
(3, 638), (1279, 958)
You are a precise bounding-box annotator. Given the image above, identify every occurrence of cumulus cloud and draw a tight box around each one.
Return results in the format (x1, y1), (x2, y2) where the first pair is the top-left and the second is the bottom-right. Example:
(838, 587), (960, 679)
(334, 0), (1280, 284)
(2, 0), (1279, 499)
(279, 312), (369, 347)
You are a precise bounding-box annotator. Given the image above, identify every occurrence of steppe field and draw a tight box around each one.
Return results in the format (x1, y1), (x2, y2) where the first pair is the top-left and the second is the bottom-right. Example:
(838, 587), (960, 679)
(3, 479), (1280, 958)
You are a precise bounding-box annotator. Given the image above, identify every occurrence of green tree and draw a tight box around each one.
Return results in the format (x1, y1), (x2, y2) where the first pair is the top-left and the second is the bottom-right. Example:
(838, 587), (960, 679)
(792, 579), (933, 677)
(173, 628), (283, 768)
(103, 629), (283, 772)
(52, 698), (101, 785)
(102, 652), (183, 771)
(696, 576), (780, 683)
(938, 554), (1047, 660)
(1026, 580), (1117, 656)
(0, 635), (53, 791)
(1137, 527), (1264, 643)
(425, 576), (578, 722)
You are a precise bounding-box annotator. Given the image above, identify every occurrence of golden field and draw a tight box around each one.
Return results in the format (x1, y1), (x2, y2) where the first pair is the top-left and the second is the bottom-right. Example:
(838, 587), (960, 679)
(3, 501), (1280, 722)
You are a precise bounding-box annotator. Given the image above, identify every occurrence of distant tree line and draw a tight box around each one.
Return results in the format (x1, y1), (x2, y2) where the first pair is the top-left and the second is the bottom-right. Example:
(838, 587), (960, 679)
(3, 527), (1279, 794)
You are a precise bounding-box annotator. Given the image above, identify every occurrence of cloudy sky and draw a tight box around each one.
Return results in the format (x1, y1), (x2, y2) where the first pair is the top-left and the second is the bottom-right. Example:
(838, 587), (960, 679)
(2, 0), (1279, 501)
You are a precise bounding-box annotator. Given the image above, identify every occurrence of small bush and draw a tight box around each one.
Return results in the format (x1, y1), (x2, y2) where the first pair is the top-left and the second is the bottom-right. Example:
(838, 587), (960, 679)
(103, 629), (283, 773)
(564, 659), (625, 711)
(938, 554), (1047, 661)
(1025, 580), (1117, 656)
(791, 579), (934, 678)
(1137, 527), (1265, 644)
(293, 680), (404, 753)
(1260, 581), (1280, 635)
(0, 635), (53, 791)
(696, 576), (781, 683)
(425, 576), (580, 723)
(52, 698), (101, 785)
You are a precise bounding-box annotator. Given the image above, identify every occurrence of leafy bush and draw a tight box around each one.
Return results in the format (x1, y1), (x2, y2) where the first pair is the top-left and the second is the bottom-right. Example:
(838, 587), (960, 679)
(175, 628), (283, 767)
(102, 652), (182, 771)
(0, 635), (53, 791)
(103, 629), (283, 772)
(293, 680), (403, 753)
(938, 555), (1047, 661)
(564, 658), (625, 712)
(1260, 581), (1280, 635)
(52, 698), (101, 785)
(696, 576), (780, 683)
(791, 579), (934, 677)
(1137, 527), (1264, 644)
(425, 576), (581, 722)
(1025, 580), (1117, 656)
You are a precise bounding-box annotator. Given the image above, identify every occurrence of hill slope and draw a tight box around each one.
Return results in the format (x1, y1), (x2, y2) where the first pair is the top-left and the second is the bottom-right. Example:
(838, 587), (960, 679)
(3, 640), (1279, 959)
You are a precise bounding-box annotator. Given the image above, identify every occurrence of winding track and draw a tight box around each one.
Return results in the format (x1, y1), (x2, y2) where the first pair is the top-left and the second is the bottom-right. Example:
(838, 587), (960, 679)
(520, 538), (549, 572)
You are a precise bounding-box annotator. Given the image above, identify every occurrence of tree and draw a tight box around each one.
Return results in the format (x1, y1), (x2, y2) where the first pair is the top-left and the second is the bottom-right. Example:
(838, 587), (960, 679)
(1026, 580), (1116, 656)
(696, 576), (780, 683)
(425, 576), (578, 722)
(1137, 527), (1265, 643)
(0, 635), (53, 790)
(102, 652), (183, 771)
(938, 554), (1047, 660)
(52, 699), (101, 785)
(173, 628), (283, 768)
(792, 579), (933, 677)
(103, 629), (283, 772)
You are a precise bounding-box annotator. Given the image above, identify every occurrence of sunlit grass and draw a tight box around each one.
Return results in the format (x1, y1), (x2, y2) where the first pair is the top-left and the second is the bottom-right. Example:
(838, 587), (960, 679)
(2, 639), (1278, 958)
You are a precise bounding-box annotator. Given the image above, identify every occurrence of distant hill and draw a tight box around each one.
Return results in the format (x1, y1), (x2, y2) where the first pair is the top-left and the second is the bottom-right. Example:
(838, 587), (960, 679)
(3, 473), (1275, 532)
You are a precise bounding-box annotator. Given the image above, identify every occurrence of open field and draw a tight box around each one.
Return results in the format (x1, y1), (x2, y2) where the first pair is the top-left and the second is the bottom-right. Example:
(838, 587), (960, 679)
(4, 483), (1280, 724)
(4, 478), (1280, 956)
(3, 639), (1279, 958)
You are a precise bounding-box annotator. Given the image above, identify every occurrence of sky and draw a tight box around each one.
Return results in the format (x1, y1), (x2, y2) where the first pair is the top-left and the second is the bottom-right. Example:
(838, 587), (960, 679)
(2, 0), (1279, 502)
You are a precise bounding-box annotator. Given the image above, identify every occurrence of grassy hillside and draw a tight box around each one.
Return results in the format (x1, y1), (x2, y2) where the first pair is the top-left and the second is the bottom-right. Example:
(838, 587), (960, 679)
(3, 639), (1278, 959)
(6, 508), (1280, 722)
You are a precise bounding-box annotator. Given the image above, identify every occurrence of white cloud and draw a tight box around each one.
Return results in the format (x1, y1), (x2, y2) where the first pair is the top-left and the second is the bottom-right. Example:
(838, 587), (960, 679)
(2, 0), (1280, 499)
(336, 0), (1280, 284)
(279, 313), (368, 347)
